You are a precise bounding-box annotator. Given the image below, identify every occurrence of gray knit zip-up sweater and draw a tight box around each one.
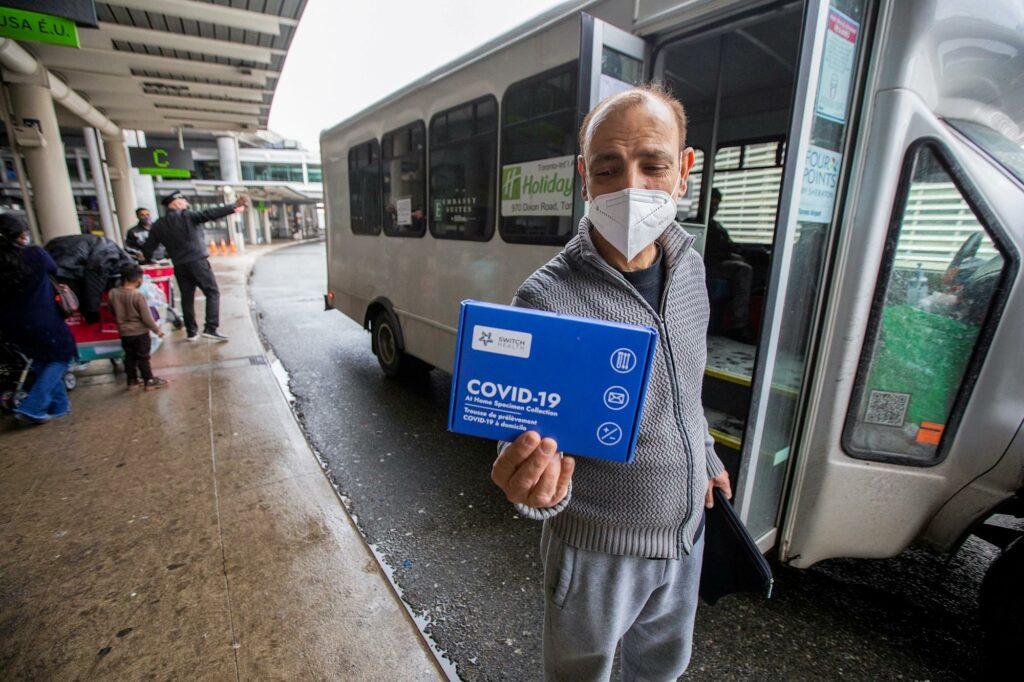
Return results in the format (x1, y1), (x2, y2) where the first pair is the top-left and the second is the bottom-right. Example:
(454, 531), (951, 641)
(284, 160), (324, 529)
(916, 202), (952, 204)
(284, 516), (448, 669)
(508, 217), (726, 559)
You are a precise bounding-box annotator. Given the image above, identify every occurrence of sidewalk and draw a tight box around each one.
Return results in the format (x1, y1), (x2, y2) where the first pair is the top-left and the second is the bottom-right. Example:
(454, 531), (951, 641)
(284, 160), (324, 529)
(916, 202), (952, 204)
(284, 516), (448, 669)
(0, 244), (443, 680)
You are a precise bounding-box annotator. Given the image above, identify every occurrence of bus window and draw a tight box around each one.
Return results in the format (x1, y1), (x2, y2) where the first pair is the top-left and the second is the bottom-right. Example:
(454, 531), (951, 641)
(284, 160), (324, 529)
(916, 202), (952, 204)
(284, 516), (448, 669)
(429, 96), (498, 241)
(711, 140), (785, 244)
(348, 139), (381, 235)
(499, 62), (578, 245)
(382, 121), (427, 238)
(845, 143), (1011, 463)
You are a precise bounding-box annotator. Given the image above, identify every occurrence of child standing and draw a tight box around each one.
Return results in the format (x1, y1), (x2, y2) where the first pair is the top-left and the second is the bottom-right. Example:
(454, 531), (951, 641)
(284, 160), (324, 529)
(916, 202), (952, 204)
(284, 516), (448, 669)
(109, 264), (168, 390)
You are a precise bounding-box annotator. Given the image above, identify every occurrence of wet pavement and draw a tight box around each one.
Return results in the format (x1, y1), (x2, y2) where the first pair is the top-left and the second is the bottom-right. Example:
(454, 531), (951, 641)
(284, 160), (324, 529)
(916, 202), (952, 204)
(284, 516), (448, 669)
(251, 240), (1005, 681)
(0, 244), (441, 680)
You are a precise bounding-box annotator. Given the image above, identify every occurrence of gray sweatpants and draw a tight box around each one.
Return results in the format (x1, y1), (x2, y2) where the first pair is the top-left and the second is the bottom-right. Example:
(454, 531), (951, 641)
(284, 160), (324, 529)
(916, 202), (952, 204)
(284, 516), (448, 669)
(541, 522), (704, 682)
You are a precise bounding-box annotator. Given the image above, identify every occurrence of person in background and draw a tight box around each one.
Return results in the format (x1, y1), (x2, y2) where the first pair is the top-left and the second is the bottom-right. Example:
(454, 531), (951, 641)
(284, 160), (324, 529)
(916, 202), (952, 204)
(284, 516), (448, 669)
(142, 192), (248, 342)
(705, 187), (755, 343)
(108, 263), (167, 391)
(124, 207), (164, 262)
(0, 213), (77, 424)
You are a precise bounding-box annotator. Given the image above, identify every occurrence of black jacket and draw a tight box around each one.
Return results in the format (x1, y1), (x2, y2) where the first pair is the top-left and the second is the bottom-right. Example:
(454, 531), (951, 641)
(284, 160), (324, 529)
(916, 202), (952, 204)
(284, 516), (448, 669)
(125, 222), (166, 260)
(143, 205), (236, 265)
(45, 234), (135, 322)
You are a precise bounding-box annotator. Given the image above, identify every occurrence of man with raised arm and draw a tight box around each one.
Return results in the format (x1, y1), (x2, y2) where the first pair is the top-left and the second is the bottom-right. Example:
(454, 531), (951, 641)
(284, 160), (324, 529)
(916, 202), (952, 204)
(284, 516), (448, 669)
(143, 192), (248, 342)
(491, 84), (731, 682)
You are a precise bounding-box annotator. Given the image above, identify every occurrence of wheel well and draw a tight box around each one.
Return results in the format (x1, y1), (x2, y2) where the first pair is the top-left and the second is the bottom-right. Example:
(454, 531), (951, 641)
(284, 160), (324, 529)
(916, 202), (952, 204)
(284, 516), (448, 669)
(364, 298), (404, 355)
(961, 491), (1024, 553)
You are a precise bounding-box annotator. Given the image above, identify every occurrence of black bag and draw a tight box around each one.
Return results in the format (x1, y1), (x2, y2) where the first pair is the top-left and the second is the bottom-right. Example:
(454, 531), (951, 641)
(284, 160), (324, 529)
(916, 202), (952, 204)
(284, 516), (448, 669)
(49, 276), (79, 318)
(699, 487), (774, 605)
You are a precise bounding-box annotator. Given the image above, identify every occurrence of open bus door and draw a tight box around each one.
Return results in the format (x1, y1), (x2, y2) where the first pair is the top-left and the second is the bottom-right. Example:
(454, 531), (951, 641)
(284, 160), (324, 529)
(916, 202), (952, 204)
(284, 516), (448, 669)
(632, 0), (875, 555)
(573, 13), (651, 225)
(777, 1), (1023, 569)
(727, 0), (875, 554)
(577, 2), (875, 553)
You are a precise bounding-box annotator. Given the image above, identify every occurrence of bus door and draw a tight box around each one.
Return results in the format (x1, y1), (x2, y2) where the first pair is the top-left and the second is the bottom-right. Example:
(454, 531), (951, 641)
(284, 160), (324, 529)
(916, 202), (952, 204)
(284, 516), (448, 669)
(647, 0), (873, 552)
(573, 14), (650, 224)
(778, 0), (1023, 567)
(729, 0), (874, 552)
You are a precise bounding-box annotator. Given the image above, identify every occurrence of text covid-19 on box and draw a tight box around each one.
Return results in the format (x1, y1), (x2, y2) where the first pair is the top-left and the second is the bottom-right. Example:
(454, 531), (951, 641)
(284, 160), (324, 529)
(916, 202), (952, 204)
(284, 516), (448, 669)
(447, 301), (658, 463)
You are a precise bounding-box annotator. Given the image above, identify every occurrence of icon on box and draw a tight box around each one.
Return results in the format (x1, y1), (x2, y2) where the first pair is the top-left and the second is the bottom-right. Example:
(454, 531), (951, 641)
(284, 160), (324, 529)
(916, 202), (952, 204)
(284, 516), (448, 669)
(610, 348), (637, 374)
(596, 422), (623, 446)
(603, 386), (629, 410)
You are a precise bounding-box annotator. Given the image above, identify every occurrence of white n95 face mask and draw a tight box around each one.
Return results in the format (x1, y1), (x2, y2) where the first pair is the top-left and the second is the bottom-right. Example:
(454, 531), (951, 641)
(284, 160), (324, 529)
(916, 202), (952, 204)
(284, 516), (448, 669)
(587, 178), (680, 262)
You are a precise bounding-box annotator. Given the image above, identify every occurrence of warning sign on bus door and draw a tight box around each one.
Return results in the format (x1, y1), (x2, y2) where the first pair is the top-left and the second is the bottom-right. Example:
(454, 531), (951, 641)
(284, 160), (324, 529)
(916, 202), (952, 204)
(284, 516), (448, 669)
(500, 155), (575, 217)
(814, 7), (859, 124)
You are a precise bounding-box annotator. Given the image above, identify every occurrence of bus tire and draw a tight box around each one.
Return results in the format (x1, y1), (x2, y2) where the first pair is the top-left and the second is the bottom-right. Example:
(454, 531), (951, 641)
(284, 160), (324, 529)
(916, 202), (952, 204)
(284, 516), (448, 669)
(371, 311), (428, 379)
(980, 535), (1023, 675)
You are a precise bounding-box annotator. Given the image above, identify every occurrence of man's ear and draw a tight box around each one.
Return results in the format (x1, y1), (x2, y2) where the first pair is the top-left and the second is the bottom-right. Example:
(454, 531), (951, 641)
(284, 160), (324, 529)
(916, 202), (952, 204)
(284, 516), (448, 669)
(676, 148), (696, 198)
(577, 155), (589, 201)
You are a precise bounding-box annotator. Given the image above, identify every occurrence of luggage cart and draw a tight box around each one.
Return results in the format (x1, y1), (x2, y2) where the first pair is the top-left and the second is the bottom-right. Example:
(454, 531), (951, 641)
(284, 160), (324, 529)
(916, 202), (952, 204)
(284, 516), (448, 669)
(142, 262), (184, 330)
(66, 282), (169, 388)
(65, 293), (124, 387)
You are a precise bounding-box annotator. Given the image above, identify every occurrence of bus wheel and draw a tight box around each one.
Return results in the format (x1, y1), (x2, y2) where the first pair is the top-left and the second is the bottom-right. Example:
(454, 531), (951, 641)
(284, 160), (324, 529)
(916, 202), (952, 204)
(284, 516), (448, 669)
(372, 311), (408, 378)
(980, 535), (1023, 674)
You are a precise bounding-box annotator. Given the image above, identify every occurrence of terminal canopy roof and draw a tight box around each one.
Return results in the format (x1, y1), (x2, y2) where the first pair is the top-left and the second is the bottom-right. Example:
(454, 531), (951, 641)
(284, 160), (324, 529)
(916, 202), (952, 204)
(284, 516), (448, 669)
(27, 0), (307, 133)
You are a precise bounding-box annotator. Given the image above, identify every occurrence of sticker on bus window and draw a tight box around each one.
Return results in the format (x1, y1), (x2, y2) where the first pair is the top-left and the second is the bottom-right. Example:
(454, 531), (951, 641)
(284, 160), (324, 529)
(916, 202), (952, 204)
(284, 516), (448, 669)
(815, 7), (859, 125)
(500, 155), (574, 217)
(798, 144), (842, 223)
(916, 422), (944, 445)
(396, 197), (412, 226)
(864, 390), (911, 427)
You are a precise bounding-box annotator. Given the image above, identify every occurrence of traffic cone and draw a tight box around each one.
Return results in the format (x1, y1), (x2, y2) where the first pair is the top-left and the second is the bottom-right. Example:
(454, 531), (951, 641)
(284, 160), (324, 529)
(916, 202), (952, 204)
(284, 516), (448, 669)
(219, 239), (228, 256)
(209, 240), (217, 256)
(229, 240), (237, 254)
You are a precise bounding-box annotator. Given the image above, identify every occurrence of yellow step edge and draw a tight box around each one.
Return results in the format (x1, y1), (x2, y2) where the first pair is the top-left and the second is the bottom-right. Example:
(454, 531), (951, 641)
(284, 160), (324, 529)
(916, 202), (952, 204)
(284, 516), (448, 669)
(704, 365), (801, 399)
(704, 365), (751, 387)
(709, 428), (742, 451)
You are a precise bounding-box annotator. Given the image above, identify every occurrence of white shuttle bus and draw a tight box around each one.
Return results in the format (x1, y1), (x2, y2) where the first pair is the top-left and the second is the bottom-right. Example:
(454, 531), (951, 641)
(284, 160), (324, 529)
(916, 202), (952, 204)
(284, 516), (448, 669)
(322, 0), (1023, 650)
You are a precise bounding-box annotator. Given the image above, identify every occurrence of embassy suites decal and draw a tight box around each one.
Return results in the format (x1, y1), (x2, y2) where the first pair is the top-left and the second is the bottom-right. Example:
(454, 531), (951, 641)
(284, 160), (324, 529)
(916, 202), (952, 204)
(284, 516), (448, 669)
(501, 155), (575, 217)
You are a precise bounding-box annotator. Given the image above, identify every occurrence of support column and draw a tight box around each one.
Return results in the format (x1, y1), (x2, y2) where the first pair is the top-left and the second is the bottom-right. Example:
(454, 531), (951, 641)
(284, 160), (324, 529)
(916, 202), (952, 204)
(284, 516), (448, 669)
(216, 134), (241, 182)
(8, 82), (78, 241)
(221, 184), (243, 251)
(261, 208), (272, 244)
(216, 135), (244, 249)
(83, 127), (117, 243)
(103, 133), (137, 239)
(245, 206), (259, 245)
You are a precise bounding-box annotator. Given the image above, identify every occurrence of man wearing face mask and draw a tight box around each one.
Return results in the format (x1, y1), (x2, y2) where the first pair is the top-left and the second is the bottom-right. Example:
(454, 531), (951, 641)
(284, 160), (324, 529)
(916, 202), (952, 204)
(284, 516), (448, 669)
(490, 84), (731, 682)
(124, 208), (165, 262)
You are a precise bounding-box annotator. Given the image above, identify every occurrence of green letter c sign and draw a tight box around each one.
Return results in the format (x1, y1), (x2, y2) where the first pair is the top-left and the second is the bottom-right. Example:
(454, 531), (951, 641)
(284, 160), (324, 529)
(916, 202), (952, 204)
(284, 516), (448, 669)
(153, 148), (169, 167)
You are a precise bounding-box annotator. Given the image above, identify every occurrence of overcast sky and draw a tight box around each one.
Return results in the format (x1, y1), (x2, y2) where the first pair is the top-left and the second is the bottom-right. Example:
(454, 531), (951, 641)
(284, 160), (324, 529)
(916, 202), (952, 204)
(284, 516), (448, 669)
(269, 0), (571, 152)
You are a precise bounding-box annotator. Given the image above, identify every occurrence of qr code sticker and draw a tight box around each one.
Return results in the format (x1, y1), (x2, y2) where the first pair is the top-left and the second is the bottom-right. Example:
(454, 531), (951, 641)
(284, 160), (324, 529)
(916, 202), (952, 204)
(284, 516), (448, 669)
(865, 390), (911, 427)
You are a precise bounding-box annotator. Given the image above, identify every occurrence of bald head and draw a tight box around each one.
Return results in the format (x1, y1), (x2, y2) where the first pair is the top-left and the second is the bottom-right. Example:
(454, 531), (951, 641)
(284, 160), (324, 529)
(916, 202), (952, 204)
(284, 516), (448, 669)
(578, 84), (688, 161)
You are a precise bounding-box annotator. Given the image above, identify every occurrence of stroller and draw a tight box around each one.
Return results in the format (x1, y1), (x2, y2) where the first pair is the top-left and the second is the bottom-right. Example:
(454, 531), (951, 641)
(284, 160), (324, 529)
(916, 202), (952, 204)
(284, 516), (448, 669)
(0, 339), (79, 412)
(0, 340), (32, 412)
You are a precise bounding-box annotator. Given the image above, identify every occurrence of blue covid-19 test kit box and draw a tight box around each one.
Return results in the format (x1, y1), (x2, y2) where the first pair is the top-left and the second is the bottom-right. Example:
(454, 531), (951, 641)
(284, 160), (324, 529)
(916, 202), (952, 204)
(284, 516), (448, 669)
(447, 301), (658, 463)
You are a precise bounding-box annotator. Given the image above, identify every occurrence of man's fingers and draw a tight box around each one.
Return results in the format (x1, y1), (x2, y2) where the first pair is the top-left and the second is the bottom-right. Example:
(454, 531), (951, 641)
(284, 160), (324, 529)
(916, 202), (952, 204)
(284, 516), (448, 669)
(504, 438), (557, 501)
(527, 455), (561, 508)
(712, 471), (733, 500)
(721, 477), (733, 500)
(552, 455), (575, 505)
(491, 431), (541, 487)
(705, 481), (714, 509)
